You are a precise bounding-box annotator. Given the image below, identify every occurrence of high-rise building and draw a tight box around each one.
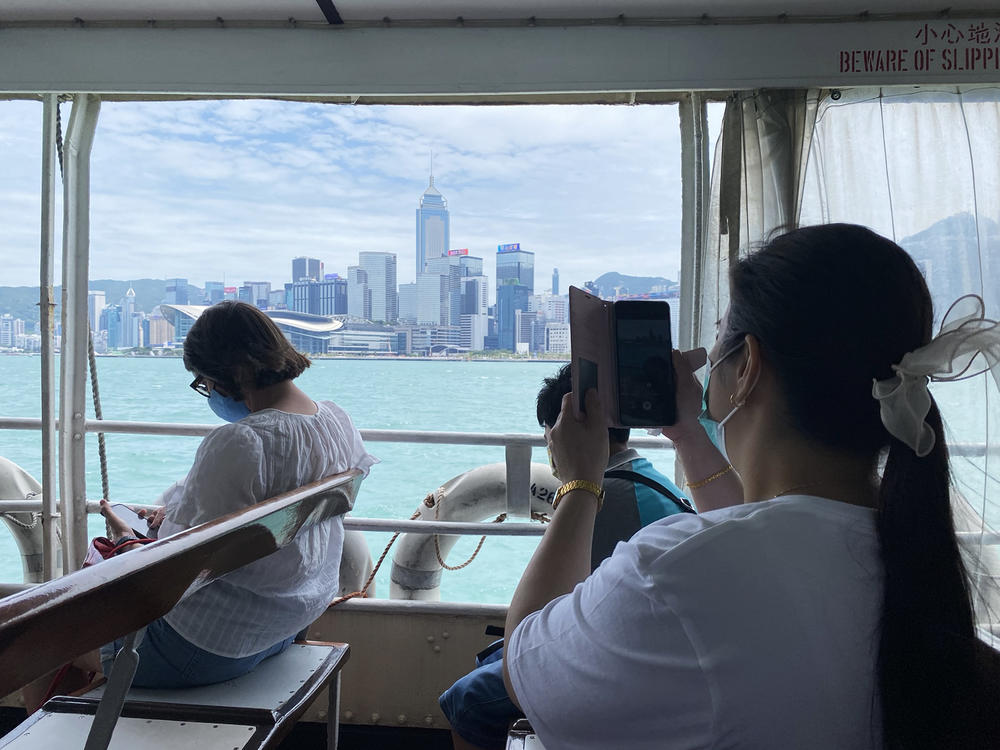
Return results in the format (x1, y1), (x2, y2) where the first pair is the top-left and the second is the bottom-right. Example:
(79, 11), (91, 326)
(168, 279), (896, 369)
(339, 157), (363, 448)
(120, 286), (141, 348)
(223, 286), (238, 301)
(415, 175), (449, 277)
(240, 281), (271, 309)
(289, 277), (347, 316)
(358, 251), (398, 323)
(496, 243), (534, 292)
(398, 283), (418, 323)
(101, 305), (122, 349)
(0, 315), (24, 348)
(347, 266), (371, 320)
(417, 273), (449, 325)
(425, 255), (463, 326)
(497, 281), (531, 352)
(459, 254), (484, 278)
(460, 276), (489, 316)
(146, 308), (174, 347)
(292, 257), (324, 283)
(165, 278), (189, 305)
(496, 243), (534, 351)
(552, 268), (559, 296)
(204, 281), (225, 305)
(87, 290), (105, 334)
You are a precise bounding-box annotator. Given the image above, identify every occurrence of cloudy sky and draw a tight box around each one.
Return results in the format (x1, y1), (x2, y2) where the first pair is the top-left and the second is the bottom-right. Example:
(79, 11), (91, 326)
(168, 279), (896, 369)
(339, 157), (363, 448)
(0, 98), (709, 301)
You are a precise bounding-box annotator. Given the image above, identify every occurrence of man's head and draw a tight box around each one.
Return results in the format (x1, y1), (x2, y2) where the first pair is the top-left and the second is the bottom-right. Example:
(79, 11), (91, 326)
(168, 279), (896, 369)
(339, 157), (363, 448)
(536, 364), (630, 453)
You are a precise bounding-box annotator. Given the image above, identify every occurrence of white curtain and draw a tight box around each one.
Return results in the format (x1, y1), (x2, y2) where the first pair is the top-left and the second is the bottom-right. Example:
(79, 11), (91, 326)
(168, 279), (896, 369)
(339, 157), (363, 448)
(703, 85), (1000, 626)
(799, 85), (1000, 623)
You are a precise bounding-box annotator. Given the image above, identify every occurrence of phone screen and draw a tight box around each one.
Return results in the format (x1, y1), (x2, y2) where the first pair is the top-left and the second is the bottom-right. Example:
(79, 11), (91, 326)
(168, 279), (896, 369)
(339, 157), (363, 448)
(109, 503), (150, 539)
(614, 301), (676, 426)
(577, 357), (598, 413)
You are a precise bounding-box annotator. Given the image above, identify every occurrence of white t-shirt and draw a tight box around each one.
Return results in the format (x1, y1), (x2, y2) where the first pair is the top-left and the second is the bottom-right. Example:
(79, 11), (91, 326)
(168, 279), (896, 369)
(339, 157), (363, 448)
(157, 400), (377, 657)
(506, 496), (883, 750)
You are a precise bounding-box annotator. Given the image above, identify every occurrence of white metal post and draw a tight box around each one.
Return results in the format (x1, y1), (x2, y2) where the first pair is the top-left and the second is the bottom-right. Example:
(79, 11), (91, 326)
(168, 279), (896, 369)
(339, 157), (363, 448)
(678, 92), (710, 353)
(39, 94), (61, 581)
(58, 94), (100, 571)
(504, 444), (532, 518)
(677, 93), (711, 485)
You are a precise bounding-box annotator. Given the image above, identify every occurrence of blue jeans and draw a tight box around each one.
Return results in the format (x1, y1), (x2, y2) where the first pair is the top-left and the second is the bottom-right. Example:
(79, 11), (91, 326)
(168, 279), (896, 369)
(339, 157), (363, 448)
(439, 640), (519, 749)
(100, 617), (295, 689)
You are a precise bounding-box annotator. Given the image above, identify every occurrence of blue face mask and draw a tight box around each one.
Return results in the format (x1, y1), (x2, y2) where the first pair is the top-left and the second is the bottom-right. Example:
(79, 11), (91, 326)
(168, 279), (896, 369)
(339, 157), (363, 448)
(208, 389), (251, 422)
(697, 344), (745, 462)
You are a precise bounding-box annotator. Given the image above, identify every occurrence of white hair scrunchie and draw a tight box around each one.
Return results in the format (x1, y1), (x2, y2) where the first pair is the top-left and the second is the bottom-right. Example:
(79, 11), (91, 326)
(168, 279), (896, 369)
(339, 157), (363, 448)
(872, 294), (1000, 457)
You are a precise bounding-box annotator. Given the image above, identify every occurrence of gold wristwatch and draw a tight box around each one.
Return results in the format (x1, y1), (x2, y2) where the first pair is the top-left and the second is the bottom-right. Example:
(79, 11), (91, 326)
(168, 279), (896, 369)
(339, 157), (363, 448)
(552, 479), (605, 511)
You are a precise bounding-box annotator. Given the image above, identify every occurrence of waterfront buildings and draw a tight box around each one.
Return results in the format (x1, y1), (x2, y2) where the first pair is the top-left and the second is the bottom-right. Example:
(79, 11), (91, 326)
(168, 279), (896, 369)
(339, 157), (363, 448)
(165, 278), (188, 306)
(552, 268), (559, 296)
(347, 266), (372, 321)
(204, 281), (225, 305)
(240, 281), (271, 309)
(415, 175), (449, 277)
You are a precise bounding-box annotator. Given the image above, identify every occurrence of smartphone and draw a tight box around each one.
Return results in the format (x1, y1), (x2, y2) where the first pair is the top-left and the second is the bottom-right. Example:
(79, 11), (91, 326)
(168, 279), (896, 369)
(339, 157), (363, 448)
(108, 503), (150, 539)
(613, 300), (676, 427)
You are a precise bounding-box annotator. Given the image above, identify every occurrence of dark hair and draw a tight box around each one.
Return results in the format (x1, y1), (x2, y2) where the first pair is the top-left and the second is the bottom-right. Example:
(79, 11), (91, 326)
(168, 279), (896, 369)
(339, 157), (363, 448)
(722, 224), (995, 748)
(183, 301), (310, 399)
(536, 364), (630, 445)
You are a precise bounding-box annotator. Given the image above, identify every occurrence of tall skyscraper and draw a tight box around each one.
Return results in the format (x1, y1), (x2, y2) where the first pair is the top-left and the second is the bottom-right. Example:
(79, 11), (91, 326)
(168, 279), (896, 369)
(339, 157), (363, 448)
(358, 251), (398, 323)
(415, 174), (449, 277)
(496, 243), (534, 292)
(165, 278), (189, 305)
(552, 268), (559, 296)
(87, 290), (105, 334)
(292, 257), (323, 283)
(496, 243), (534, 351)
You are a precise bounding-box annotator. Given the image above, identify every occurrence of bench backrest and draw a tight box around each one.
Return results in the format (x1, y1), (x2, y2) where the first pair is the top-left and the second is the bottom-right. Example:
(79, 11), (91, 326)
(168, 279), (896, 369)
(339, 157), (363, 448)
(0, 470), (363, 698)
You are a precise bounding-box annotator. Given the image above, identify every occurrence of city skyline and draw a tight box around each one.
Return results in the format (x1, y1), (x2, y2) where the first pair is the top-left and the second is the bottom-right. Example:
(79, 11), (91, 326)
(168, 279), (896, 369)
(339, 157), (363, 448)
(0, 99), (685, 293)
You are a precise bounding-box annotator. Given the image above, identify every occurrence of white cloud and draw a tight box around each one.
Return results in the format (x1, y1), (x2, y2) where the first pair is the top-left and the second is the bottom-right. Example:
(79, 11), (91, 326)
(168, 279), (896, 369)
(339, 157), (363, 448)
(2, 99), (684, 296)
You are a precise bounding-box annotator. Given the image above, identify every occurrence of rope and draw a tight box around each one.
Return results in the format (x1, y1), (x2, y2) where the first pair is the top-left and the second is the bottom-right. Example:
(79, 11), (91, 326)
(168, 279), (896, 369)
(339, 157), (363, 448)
(432, 491), (552, 572)
(328, 493), (552, 606)
(88, 330), (111, 505)
(328, 509), (421, 607)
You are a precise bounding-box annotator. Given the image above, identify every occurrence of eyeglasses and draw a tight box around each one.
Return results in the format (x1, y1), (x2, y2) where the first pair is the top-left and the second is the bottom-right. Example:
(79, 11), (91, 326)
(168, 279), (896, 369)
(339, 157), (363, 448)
(190, 377), (212, 398)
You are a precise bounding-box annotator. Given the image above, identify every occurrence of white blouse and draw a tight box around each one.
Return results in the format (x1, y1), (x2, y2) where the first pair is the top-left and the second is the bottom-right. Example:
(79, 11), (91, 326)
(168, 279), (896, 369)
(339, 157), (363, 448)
(157, 400), (377, 657)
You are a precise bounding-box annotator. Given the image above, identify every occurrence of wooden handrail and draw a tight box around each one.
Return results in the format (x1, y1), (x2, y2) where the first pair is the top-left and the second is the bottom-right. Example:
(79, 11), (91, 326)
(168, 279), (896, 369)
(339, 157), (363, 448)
(0, 470), (363, 698)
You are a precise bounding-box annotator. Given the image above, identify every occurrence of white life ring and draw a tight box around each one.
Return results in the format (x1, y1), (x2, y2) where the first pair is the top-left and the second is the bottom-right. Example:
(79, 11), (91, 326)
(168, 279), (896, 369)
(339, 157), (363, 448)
(389, 462), (560, 601)
(0, 456), (48, 584)
(338, 529), (375, 597)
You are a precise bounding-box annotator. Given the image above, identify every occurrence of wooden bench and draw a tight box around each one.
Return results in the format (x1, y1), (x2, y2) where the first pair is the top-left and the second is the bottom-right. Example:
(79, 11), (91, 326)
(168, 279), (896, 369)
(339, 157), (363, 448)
(0, 470), (363, 750)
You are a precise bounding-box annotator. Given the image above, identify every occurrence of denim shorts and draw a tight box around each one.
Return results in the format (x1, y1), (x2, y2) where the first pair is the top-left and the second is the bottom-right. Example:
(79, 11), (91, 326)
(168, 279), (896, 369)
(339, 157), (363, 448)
(439, 640), (520, 750)
(100, 617), (295, 689)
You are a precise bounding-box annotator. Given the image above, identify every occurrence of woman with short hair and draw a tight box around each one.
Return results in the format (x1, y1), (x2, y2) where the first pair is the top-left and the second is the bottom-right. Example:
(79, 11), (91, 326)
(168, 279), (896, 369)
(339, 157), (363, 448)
(100, 300), (376, 688)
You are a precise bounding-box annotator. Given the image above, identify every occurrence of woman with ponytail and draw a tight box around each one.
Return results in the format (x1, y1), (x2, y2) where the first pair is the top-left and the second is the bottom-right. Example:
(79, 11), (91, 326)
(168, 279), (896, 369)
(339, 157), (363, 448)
(500, 224), (999, 750)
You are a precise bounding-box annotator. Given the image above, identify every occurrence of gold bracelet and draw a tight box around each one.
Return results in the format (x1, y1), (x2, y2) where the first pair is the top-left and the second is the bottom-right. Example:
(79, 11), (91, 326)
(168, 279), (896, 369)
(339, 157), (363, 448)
(685, 464), (734, 490)
(552, 480), (605, 511)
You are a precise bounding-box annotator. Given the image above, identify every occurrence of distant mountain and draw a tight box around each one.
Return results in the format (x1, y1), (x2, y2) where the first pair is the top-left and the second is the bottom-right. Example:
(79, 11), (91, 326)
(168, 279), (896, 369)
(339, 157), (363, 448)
(899, 212), (999, 323)
(0, 279), (202, 325)
(589, 272), (676, 298)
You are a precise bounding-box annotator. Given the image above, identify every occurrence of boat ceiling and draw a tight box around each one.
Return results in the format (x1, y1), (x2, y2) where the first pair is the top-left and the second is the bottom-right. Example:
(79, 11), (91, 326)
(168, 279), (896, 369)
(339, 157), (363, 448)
(3, 0), (999, 24)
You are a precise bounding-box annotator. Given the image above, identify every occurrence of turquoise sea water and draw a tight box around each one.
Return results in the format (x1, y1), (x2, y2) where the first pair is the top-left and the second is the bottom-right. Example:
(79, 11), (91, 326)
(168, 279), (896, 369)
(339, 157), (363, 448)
(0, 355), (677, 604)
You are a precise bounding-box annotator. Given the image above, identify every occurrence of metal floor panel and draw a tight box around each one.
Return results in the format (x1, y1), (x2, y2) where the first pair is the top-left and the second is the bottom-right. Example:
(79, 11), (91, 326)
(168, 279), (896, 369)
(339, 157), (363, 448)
(3, 712), (256, 749)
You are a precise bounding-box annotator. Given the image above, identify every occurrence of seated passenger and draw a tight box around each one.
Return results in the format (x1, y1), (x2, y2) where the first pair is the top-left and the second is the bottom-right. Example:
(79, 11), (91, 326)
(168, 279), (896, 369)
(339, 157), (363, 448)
(440, 363), (692, 750)
(502, 224), (1000, 749)
(98, 301), (376, 689)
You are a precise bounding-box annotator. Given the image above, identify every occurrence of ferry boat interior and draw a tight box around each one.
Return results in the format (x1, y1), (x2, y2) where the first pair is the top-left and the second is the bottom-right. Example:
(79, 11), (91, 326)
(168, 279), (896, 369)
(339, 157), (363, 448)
(1, 1), (999, 748)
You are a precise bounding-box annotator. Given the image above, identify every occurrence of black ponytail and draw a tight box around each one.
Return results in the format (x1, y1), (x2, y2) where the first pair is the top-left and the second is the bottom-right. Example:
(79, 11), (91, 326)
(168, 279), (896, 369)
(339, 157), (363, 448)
(877, 401), (991, 748)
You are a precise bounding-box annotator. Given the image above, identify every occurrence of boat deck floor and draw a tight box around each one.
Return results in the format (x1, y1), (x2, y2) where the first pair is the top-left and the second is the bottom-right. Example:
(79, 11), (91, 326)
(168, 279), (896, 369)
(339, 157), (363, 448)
(0, 708), (453, 749)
